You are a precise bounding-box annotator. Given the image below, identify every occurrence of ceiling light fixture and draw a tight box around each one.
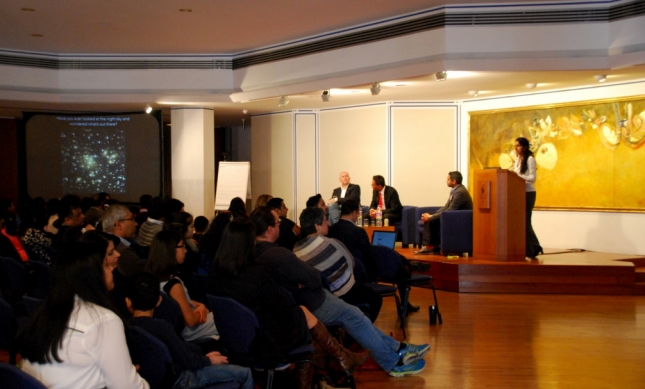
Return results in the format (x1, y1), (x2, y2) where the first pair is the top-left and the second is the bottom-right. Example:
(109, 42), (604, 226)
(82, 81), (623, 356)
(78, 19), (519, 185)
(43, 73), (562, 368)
(321, 90), (331, 102)
(370, 82), (381, 96)
(435, 71), (447, 81)
(595, 75), (607, 82)
(21, 8), (35, 12)
(468, 90), (479, 97)
(31, 34), (43, 37)
(278, 96), (289, 107)
(145, 105), (152, 114)
(179, 8), (192, 12)
(526, 83), (537, 89)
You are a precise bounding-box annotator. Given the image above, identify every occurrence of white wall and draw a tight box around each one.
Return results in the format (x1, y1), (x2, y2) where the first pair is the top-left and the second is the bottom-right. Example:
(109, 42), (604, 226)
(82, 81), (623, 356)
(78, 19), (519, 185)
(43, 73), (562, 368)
(460, 81), (645, 255)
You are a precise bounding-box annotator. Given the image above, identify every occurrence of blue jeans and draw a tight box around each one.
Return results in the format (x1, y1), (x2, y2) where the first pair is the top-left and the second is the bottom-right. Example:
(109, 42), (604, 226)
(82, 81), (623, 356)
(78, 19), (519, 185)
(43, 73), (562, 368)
(312, 289), (401, 372)
(174, 364), (254, 389)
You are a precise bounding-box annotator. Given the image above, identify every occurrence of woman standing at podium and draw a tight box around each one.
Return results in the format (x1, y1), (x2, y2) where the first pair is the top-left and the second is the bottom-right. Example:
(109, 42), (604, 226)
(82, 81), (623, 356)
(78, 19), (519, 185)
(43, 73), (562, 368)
(513, 137), (542, 259)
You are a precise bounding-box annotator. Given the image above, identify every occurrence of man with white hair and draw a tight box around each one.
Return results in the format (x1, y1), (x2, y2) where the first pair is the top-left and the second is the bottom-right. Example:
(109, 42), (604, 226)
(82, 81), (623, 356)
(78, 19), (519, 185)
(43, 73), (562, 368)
(101, 204), (145, 277)
(327, 171), (361, 225)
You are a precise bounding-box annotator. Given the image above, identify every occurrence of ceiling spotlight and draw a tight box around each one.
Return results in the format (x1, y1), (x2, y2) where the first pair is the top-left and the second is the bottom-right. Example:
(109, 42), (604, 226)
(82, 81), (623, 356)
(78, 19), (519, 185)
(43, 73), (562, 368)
(468, 90), (479, 97)
(278, 96), (289, 107)
(145, 105), (152, 114)
(526, 83), (537, 89)
(595, 75), (607, 82)
(321, 90), (331, 102)
(435, 71), (447, 81)
(370, 82), (381, 96)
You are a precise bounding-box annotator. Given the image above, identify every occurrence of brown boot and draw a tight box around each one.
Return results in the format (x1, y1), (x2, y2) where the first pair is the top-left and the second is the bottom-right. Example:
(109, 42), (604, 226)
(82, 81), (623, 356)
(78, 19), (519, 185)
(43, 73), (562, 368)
(294, 361), (315, 389)
(309, 321), (371, 375)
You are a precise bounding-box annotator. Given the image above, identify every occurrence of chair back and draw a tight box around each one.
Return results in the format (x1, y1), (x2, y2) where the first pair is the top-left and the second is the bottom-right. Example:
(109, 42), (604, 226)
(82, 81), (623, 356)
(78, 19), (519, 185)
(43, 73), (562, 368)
(127, 325), (175, 389)
(28, 261), (53, 299)
(154, 291), (185, 335)
(370, 245), (403, 282)
(0, 295), (18, 352)
(23, 296), (44, 316)
(0, 256), (26, 304)
(414, 206), (442, 245)
(0, 362), (48, 389)
(207, 295), (259, 355)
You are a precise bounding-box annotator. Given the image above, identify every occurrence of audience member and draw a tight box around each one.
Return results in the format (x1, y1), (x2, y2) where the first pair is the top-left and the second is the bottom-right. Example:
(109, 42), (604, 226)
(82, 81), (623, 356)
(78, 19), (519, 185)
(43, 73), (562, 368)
(84, 194), (104, 229)
(145, 230), (219, 342)
(19, 242), (149, 389)
(294, 207), (382, 322)
(19, 207), (54, 265)
(135, 194), (152, 232)
(250, 206), (428, 377)
(125, 272), (254, 389)
(369, 175), (403, 224)
(416, 171), (473, 254)
(198, 212), (232, 274)
(192, 216), (209, 245)
(52, 194), (90, 249)
(253, 194), (273, 211)
(266, 197), (300, 251)
(137, 196), (165, 253)
(101, 204), (145, 277)
(227, 197), (248, 219)
(328, 171), (361, 225)
(209, 218), (369, 387)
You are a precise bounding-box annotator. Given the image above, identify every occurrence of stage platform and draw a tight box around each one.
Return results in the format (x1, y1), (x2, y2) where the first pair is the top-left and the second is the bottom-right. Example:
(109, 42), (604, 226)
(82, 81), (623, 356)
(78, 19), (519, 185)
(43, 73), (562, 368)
(396, 247), (645, 295)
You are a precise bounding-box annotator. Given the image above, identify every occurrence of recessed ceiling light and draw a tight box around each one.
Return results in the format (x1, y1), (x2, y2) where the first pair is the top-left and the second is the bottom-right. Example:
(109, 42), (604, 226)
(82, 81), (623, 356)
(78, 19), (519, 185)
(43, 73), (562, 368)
(395, 84), (406, 87)
(468, 90), (479, 97)
(31, 34), (43, 37)
(179, 8), (192, 12)
(526, 83), (537, 89)
(435, 71), (447, 81)
(21, 8), (35, 12)
(278, 96), (289, 107)
(595, 75), (607, 82)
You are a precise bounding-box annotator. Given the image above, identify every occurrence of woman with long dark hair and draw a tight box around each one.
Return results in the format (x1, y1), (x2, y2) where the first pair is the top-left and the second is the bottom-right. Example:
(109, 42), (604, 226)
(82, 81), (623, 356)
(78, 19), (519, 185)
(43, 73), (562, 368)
(146, 229), (218, 342)
(513, 137), (543, 259)
(19, 241), (148, 389)
(209, 218), (369, 389)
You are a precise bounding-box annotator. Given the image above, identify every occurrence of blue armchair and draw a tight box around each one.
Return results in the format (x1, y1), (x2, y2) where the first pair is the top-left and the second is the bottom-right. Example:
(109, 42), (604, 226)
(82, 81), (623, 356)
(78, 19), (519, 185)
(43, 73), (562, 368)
(414, 206), (442, 247)
(440, 210), (473, 255)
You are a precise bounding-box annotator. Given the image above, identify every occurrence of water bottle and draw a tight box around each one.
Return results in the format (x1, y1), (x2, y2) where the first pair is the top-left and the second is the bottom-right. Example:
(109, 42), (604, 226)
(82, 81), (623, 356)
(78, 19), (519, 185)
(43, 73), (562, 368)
(376, 207), (382, 227)
(356, 205), (363, 226)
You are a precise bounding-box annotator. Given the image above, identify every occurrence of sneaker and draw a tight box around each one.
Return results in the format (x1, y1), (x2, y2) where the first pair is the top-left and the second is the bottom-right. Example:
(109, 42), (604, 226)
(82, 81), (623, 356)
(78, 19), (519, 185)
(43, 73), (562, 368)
(388, 359), (426, 377)
(399, 342), (430, 365)
(414, 246), (434, 255)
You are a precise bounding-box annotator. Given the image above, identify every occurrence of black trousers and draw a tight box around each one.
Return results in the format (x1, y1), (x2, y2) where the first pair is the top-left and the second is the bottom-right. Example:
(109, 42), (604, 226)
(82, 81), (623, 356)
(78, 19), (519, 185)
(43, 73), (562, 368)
(525, 191), (542, 257)
(421, 217), (441, 247)
(339, 282), (383, 323)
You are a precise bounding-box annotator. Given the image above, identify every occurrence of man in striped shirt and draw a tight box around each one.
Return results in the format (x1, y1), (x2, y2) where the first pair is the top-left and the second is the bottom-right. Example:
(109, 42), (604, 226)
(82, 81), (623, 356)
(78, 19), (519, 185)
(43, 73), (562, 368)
(293, 207), (382, 322)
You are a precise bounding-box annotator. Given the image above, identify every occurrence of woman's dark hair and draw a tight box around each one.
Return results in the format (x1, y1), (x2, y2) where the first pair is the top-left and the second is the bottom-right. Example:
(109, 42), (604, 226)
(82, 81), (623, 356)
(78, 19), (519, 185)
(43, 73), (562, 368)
(228, 197), (248, 218)
(79, 230), (120, 253)
(211, 218), (256, 277)
(19, 242), (112, 364)
(200, 212), (233, 262)
(193, 216), (209, 233)
(515, 137), (534, 174)
(145, 229), (183, 282)
(168, 211), (193, 238)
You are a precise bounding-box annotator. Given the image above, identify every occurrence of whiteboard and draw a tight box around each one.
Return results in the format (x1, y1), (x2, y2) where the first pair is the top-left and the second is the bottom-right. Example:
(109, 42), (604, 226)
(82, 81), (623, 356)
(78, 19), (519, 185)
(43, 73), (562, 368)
(214, 162), (252, 210)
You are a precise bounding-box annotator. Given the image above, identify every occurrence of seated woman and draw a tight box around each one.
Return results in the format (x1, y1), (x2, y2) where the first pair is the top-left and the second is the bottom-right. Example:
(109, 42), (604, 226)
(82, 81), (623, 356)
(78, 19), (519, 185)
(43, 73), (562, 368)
(19, 241), (148, 389)
(209, 218), (369, 388)
(146, 230), (219, 342)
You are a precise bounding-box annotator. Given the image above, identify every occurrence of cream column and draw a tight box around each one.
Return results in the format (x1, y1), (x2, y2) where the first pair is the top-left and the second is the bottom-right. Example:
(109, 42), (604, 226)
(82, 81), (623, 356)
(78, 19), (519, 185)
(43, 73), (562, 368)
(170, 107), (215, 219)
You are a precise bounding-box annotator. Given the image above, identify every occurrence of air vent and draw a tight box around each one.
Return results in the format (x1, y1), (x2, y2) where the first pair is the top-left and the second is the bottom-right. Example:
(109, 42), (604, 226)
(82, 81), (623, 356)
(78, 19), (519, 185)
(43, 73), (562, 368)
(58, 59), (232, 70)
(0, 54), (58, 69)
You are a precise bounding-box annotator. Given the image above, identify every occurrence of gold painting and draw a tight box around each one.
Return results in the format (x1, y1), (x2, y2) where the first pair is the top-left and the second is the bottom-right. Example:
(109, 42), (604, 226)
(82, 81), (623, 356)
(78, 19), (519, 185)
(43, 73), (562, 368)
(468, 96), (645, 212)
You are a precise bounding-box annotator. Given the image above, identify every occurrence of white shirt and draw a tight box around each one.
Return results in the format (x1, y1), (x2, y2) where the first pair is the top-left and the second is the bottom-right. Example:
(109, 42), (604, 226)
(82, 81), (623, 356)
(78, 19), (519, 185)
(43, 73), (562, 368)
(513, 155), (536, 192)
(22, 297), (149, 389)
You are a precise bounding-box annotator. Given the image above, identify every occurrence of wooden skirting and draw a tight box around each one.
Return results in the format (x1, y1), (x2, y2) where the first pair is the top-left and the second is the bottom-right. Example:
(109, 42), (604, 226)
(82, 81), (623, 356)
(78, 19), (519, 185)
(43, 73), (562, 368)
(397, 248), (645, 295)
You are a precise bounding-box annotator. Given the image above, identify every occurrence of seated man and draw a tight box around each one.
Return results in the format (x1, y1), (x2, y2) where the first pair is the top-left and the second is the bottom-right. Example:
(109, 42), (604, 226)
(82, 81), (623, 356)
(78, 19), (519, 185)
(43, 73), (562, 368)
(266, 197), (301, 251)
(251, 206), (428, 377)
(125, 272), (254, 389)
(294, 207), (382, 322)
(52, 194), (92, 249)
(327, 171), (361, 225)
(416, 171), (473, 254)
(328, 199), (421, 313)
(369, 175), (402, 224)
(101, 204), (145, 277)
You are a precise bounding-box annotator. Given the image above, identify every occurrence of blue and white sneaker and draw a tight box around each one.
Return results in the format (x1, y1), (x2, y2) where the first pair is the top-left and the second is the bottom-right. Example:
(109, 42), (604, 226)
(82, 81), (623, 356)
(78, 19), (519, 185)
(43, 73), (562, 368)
(399, 342), (430, 365)
(388, 359), (426, 377)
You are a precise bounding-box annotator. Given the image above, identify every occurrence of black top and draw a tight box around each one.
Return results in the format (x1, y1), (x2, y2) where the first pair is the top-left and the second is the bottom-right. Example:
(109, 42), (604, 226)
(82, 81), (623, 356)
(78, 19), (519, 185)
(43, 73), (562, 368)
(276, 216), (299, 251)
(331, 183), (361, 206)
(209, 262), (310, 356)
(327, 219), (377, 281)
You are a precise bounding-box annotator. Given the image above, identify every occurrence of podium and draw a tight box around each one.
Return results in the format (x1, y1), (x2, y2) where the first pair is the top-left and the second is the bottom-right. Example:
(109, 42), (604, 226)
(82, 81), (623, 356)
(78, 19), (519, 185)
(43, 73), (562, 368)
(473, 169), (526, 261)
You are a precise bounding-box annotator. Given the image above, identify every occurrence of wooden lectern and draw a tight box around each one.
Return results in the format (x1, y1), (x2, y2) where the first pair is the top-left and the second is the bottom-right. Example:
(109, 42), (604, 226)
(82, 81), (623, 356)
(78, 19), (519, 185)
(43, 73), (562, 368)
(473, 169), (526, 261)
